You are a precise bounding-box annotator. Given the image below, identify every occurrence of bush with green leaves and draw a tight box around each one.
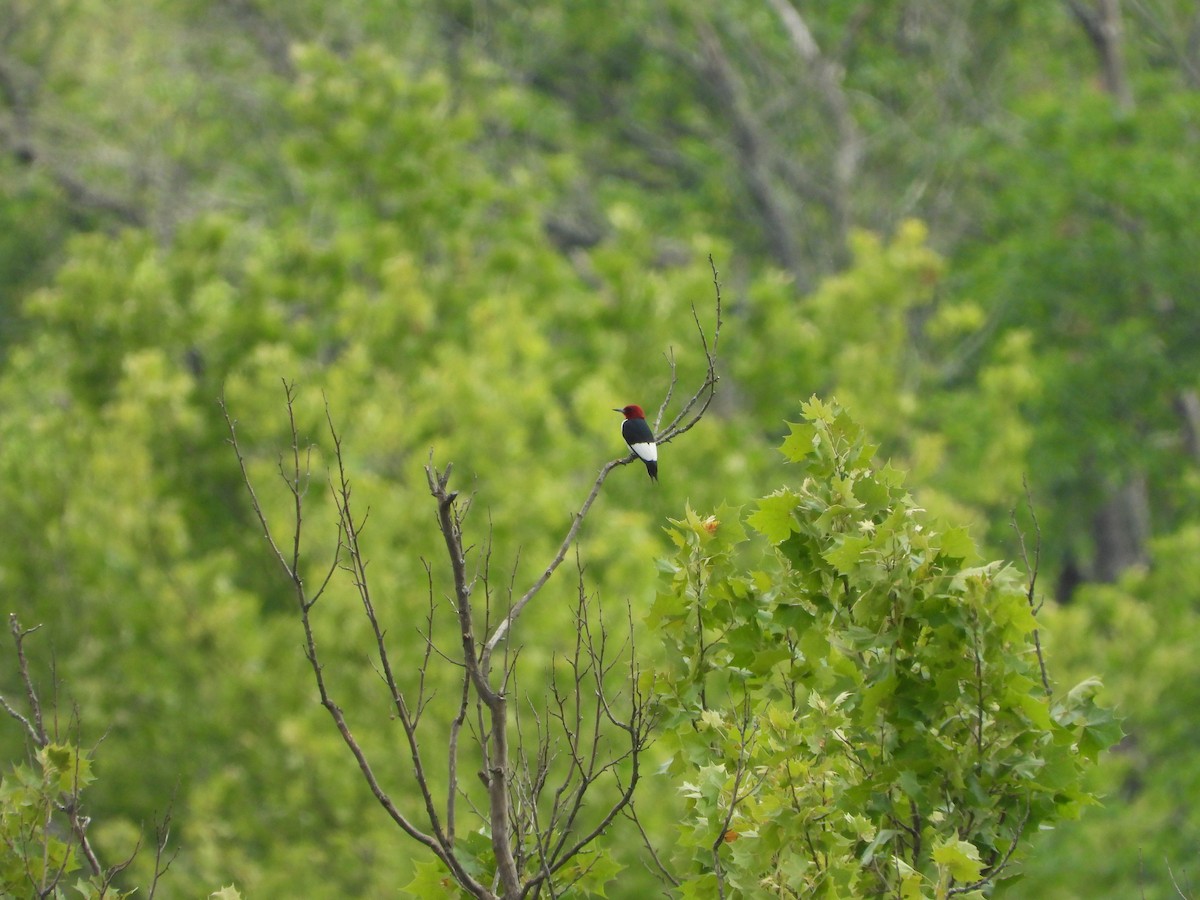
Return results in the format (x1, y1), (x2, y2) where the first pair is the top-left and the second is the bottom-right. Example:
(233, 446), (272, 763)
(647, 398), (1118, 898)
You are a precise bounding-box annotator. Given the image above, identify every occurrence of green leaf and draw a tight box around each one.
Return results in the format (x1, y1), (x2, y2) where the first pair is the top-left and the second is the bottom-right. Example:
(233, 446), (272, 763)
(400, 861), (462, 898)
(779, 421), (818, 463)
(748, 490), (799, 543)
(937, 526), (979, 564)
(823, 534), (871, 575)
(933, 838), (985, 882)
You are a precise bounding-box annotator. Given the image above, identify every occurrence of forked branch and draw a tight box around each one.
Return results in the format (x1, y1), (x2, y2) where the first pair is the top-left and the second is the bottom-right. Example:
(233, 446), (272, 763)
(222, 387), (490, 897)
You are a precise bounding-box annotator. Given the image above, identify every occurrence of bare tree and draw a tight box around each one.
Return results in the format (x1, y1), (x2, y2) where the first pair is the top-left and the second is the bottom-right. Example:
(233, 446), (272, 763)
(222, 264), (724, 898)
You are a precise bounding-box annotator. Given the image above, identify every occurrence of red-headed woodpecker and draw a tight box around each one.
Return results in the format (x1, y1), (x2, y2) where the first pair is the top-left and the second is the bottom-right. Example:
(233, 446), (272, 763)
(614, 404), (658, 481)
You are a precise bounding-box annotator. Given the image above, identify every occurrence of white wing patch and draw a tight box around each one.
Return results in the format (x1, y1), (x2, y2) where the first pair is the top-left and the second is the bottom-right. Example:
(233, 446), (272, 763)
(628, 441), (657, 463)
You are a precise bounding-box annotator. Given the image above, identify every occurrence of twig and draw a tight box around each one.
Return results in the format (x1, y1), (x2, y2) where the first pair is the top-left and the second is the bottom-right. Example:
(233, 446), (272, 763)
(655, 256), (723, 446)
(145, 804), (179, 900)
(624, 803), (681, 888)
(1166, 857), (1190, 899)
(1010, 476), (1051, 694)
(0, 616), (46, 747)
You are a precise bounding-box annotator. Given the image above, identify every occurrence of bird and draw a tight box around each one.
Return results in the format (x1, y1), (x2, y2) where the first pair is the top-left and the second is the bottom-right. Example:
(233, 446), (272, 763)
(614, 404), (658, 481)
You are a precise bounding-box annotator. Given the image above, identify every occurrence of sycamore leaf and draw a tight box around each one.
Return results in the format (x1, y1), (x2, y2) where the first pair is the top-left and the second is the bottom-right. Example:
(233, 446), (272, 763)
(748, 490), (800, 543)
(938, 525), (979, 564)
(933, 838), (985, 883)
(576, 850), (625, 896)
(401, 860), (463, 898)
(779, 421), (818, 463)
(900, 873), (926, 900)
(823, 534), (871, 574)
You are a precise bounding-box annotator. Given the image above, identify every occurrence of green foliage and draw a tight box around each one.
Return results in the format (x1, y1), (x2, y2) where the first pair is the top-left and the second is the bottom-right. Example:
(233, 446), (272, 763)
(648, 399), (1116, 896)
(0, 743), (133, 900)
(954, 84), (1200, 555)
(734, 221), (1039, 546)
(1015, 525), (1200, 897)
(2, 1), (1195, 895)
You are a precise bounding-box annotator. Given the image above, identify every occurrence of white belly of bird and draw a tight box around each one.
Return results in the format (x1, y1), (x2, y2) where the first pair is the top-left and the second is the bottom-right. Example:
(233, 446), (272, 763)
(629, 441), (657, 462)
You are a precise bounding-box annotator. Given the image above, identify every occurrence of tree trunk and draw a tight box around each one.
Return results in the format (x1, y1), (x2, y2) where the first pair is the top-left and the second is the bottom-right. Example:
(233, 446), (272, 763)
(1065, 0), (1135, 113)
(1091, 473), (1149, 582)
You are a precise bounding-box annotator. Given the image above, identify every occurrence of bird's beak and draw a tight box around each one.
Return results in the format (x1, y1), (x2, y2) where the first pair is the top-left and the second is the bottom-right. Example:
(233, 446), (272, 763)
(612, 408), (623, 413)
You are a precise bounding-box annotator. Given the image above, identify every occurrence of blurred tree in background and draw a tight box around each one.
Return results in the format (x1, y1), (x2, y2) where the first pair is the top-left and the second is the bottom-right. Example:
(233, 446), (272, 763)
(1, 0), (1197, 895)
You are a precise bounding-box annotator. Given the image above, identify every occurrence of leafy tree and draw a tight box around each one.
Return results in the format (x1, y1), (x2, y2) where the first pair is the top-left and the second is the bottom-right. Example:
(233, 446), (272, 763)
(5, 1), (1196, 895)
(647, 398), (1117, 896)
(1019, 524), (1200, 898)
(733, 221), (1039, 547)
(951, 57), (1200, 584)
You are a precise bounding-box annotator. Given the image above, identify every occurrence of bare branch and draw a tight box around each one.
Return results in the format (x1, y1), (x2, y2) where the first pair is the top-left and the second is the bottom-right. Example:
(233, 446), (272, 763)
(425, 460), (522, 897)
(1010, 476), (1051, 695)
(145, 804), (179, 900)
(0, 615), (46, 747)
(226, 261), (723, 897)
(656, 256), (723, 445)
(225, 384), (489, 896)
(481, 456), (624, 662)
(624, 803), (681, 889)
(221, 386), (303, 587)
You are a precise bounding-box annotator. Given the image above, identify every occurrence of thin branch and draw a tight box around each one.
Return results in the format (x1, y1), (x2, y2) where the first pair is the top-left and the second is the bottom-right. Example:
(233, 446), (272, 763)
(481, 456), (624, 659)
(1166, 857), (1191, 900)
(655, 256), (723, 445)
(0, 616), (46, 747)
(711, 694), (766, 898)
(447, 640), (472, 847)
(947, 802), (1031, 895)
(1010, 476), (1051, 695)
(224, 384), (489, 897)
(64, 732), (106, 878)
(624, 803), (681, 888)
(325, 400), (454, 861)
(145, 804), (179, 900)
(520, 598), (653, 896)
